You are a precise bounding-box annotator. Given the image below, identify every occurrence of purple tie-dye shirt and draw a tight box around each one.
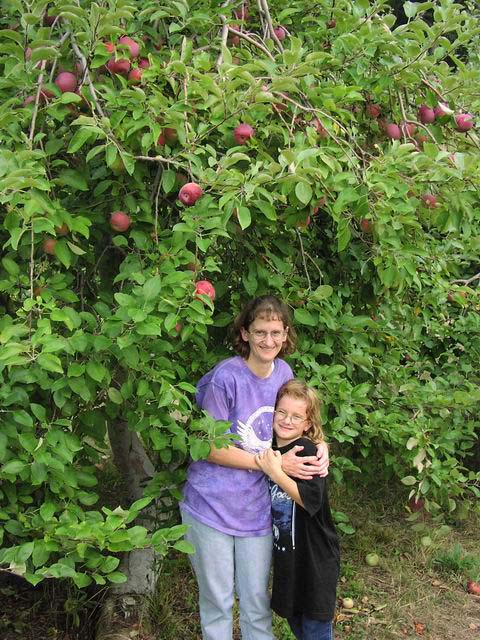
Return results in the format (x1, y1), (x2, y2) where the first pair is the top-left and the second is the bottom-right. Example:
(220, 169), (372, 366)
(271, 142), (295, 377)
(181, 356), (293, 536)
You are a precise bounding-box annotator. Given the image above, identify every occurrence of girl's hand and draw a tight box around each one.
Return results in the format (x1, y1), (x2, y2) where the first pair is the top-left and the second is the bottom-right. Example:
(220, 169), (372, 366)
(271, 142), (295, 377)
(255, 449), (284, 479)
(281, 441), (330, 480)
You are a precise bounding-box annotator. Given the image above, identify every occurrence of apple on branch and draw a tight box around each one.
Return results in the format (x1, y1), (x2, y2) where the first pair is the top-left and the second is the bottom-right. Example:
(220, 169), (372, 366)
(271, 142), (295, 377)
(194, 280), (216, 302)
(42, 237), (57, 255)
(110, 211), (131, 232)
(178, 182), (203, 206)
(234, 123), (254, 145)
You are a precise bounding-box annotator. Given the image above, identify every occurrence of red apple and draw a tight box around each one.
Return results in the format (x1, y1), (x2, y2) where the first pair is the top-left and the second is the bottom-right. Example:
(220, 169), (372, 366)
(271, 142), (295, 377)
(163, 127), (177, 144)
(118, 36), (140, 58)
(43, 13), (56, 26)
(195, 280), (216, 301)
(418, 104), (435, 124)
(234, 123), (254, 144)
(178, 182), (203, 206)
(366, 103), (381, 119)
(326, 18), (336, 28)
(107, 58), (131, 75)
(175, 322), (183, 333)
(434, 102), (451, 118)
(55, 71), (77, 93)
(110, 211), (131, 232)
(313, 119), (328, 138)
(448, 290), (466, 302)
(128, 68), (143, 84)
(55, 223), (69, 236)
(313, 196), (327, 215)
(385, 123), (401, 140)
(454, 113), (474, 132)
(229, 32), (241, 46)
(466, 580), (480, 595)
(401, 122), (416, 137)
(138, 58), (150, 69)
(408, 496), (425, 512)
(42, 238), (57, 255)
(273, 26), (287, 41)
(104, 42), (115, 54)
(360, 218), (372, 233)
(421, 194), (438, 208)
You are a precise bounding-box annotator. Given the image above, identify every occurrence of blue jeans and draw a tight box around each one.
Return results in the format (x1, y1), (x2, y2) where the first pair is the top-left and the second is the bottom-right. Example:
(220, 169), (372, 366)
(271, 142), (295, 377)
(287, 614), (333, 640)
(181, 509), (274, 640)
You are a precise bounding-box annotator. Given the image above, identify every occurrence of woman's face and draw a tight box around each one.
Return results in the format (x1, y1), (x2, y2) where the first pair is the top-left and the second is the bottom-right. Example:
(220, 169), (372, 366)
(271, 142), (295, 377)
(240, 314), (288, 366)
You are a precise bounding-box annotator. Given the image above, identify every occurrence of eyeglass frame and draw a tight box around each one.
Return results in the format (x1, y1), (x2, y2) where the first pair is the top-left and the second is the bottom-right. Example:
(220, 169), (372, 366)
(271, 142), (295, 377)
(246, 328), (288, 342)
(274, 408), (308, 426)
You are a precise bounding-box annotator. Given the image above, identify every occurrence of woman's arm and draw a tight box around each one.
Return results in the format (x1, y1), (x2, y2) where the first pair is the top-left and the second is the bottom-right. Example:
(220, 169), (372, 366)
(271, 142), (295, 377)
(255, 450), (305, 507)
(207, 445), (258, 471)
(281, 440), (329, 480)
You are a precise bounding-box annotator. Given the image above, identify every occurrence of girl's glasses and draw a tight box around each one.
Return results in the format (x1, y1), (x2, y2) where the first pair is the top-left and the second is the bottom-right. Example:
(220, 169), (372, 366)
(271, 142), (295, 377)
(274, 409), (307, 426)
(248, 329), (286, 342)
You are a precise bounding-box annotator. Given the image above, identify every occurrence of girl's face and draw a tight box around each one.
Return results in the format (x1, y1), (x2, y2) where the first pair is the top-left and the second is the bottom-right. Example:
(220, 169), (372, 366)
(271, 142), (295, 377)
(273, 395), (311, 446)
(240, 314), (288, 367)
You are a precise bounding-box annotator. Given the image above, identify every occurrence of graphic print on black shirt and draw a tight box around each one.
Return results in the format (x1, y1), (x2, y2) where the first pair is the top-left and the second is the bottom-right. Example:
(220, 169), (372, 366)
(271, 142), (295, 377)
(269, 437), (340, 622)
(271, 481), (296, 552)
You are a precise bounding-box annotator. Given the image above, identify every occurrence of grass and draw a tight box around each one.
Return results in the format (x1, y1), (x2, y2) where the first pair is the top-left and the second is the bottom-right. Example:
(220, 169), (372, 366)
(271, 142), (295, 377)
(2, 478), (479, 639)
(143, 479), (480, 640)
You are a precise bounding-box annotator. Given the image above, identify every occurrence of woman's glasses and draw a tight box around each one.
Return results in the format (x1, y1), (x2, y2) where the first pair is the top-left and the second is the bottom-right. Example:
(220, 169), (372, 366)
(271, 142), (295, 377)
(247, 329), (287, 342)
(274, 409), (307, 426)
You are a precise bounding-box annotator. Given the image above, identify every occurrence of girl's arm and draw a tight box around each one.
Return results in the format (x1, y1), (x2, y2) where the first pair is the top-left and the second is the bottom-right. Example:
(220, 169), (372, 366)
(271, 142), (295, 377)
(255, 449), (305, 507)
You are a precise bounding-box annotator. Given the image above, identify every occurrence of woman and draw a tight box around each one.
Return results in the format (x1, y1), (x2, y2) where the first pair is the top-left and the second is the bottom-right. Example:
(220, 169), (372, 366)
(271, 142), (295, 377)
(180, 296), (329, 640)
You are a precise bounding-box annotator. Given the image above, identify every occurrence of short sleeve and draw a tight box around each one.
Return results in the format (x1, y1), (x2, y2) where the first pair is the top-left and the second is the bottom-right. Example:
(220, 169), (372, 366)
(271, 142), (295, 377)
(294, 438), (326, 517)
(196, 381), (232, 422)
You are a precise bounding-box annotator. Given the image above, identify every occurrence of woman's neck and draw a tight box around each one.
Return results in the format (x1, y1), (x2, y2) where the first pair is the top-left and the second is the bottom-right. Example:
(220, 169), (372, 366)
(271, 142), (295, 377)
(244, 356), (274, 378)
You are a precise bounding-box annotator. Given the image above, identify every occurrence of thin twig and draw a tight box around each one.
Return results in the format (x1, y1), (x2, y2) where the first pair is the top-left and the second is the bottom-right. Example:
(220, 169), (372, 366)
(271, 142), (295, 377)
(295, 229), (311, 290)
(70, 33), (105, 117)
(227, 26), (275, 60)
(258, 0), (284, 51)
(397, 90), (438, 145)
(217, 0), (234, 68)
(451, 272), (480, 285)
(134, 155), (185, 167)
(28, 59), (47, 144)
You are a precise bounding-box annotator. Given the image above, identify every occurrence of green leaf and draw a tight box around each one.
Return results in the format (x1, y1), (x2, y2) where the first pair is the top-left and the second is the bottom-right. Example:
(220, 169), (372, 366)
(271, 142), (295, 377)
(108, 387), (123, 404)
(86, 361), (107, 383)
(173, 540), (195, 554)
(106, 571), (128, 584)
(294, 308), (317, 326)
(401, 476), (417, 486)
(2, 460), (27, 475)
(67, 128), (93, 154)
(237, 206), (251, 230)
(37, 353), (64, 374)
(143, 276), (162, 300)
(295, 181), (312, 205)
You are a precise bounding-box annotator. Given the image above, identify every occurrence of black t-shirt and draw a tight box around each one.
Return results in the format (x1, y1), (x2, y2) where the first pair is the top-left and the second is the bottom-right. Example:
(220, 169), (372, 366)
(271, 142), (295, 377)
(269, 437), (340, 621)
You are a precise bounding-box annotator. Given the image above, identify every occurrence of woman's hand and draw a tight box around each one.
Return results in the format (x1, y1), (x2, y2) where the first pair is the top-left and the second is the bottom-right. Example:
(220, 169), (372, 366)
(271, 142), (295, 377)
(281, 441), (330, 480)
(255, 449), (284, 480)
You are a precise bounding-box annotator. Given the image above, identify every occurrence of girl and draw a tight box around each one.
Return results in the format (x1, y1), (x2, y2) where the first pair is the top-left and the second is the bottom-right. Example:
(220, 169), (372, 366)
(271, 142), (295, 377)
(256, 379), (339, 640)
(180, 296), (330, 640)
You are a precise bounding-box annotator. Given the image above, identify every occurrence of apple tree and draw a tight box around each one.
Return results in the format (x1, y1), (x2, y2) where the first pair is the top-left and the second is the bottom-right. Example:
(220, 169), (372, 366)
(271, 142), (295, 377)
(0, 0), (479, 603)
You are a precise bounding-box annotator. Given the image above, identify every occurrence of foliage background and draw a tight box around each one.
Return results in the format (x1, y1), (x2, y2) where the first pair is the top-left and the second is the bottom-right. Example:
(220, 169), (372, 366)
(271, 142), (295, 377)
(0, 0), (479, 589)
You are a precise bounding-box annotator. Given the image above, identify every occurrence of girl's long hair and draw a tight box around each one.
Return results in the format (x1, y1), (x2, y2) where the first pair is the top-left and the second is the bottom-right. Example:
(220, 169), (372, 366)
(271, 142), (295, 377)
(275, 379), (325, 443)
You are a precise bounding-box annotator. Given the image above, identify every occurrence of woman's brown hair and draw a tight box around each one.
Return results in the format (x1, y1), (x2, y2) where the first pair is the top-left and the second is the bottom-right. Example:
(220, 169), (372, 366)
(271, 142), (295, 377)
(232, 295), (297, 358)
(275, 379), (325, 443)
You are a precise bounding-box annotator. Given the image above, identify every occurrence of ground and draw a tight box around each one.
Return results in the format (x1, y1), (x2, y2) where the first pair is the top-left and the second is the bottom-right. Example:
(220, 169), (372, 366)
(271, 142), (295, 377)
(1, 481), (479, 639)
